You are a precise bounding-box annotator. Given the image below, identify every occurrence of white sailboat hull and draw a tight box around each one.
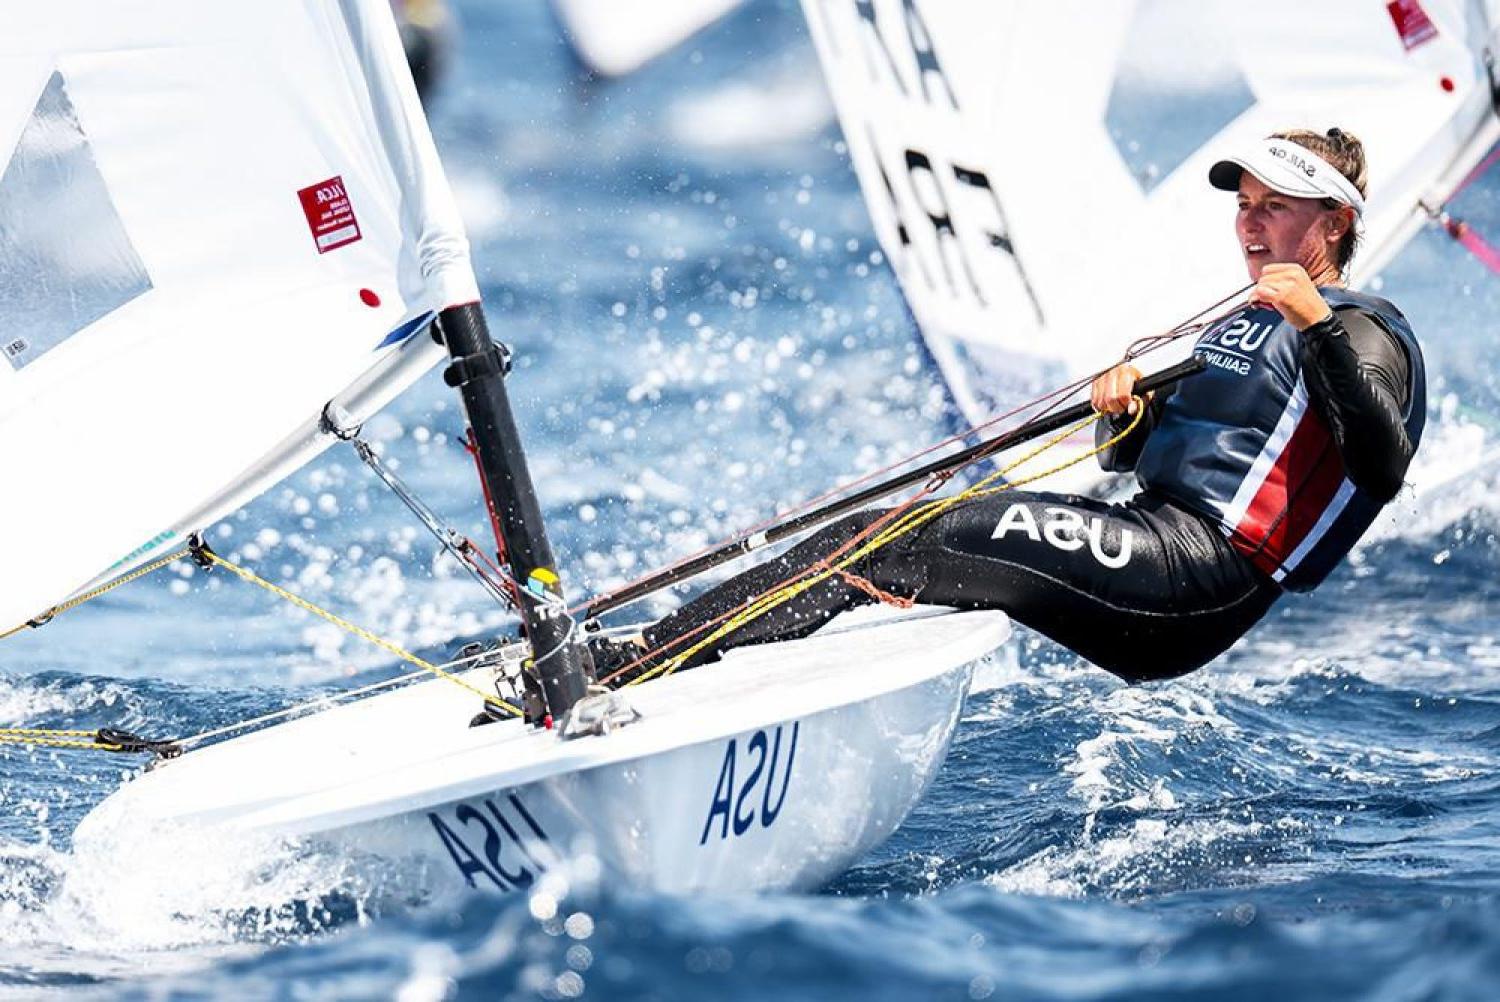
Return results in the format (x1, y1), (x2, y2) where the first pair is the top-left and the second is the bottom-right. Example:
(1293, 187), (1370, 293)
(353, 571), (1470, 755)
(74, 608), (1009, 896)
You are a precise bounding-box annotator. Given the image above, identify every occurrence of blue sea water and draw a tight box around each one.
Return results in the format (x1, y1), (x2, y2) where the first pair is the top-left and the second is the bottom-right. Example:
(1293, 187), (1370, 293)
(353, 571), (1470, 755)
(4, 1), (1500, 998)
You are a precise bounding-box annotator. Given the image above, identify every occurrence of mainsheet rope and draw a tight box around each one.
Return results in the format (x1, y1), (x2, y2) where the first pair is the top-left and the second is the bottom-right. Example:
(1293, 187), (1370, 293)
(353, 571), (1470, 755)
(0, 648), (515, 756)
(0, 727), (127, 752)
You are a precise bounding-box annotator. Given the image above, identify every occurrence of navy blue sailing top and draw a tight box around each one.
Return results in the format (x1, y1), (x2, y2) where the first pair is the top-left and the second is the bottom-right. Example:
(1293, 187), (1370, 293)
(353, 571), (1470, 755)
(1101, 288), (1425, 592)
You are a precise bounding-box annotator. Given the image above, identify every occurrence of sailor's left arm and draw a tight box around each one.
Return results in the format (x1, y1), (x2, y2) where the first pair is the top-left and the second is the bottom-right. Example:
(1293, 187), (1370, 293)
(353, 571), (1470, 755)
(1253, 263), (1416, 502)
(1298, 308), (1414, 502)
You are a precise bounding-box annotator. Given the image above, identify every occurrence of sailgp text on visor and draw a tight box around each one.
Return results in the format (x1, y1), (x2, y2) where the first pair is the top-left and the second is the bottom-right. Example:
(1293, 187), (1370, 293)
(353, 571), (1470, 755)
(1208, 138), (1366, 224)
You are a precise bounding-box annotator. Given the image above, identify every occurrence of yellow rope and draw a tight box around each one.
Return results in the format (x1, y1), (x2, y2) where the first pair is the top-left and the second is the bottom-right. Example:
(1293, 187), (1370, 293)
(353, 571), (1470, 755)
(0, 548), (193, 640)
(2, 541), (522, 727)
(0, 730), (120, 751)
(201, 552), (521, 717)
(628, 402), (1147, 686)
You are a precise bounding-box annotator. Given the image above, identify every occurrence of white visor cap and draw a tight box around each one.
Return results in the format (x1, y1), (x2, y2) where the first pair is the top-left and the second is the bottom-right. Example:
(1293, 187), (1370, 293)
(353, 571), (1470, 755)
(1209, 138), (1365, 219)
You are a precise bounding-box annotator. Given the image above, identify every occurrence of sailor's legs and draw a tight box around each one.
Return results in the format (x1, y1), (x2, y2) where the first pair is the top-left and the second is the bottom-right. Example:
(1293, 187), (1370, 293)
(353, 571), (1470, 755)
(642, 491), (1281, 682)
(640, 508), (905, 673)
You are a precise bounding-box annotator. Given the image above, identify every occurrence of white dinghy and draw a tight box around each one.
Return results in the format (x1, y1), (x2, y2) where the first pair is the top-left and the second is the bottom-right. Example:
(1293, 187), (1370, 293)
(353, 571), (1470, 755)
(1, 1), (1010, 896)
(75, 607), (1005, 895)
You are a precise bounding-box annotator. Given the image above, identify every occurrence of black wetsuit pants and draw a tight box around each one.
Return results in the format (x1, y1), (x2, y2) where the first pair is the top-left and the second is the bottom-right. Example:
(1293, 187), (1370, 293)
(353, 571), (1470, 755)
(642, 490), (1282, 683)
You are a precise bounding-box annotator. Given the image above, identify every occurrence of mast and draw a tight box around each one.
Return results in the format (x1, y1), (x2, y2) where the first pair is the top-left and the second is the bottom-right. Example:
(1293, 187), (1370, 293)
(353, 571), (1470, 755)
(435, 303), (590, 722)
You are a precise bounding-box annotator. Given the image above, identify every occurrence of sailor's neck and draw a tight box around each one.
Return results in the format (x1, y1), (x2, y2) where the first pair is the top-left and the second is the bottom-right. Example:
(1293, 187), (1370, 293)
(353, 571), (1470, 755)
(1309, 266), (1343, 287)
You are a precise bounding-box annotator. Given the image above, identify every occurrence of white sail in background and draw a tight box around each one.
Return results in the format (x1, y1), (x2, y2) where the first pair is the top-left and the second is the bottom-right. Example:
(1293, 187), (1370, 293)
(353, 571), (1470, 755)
(801, 0), (1500, 424)
(0, 0), (479, 632)
(553, 0), (748, 76)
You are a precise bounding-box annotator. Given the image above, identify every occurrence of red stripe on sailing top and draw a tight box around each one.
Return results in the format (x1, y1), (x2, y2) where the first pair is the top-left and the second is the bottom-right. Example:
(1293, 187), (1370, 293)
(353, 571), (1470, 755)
(1228, 405), (1347, 576)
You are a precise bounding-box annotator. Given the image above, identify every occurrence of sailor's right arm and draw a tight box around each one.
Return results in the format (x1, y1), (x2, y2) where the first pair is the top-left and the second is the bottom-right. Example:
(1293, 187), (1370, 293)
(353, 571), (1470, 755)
(1091, 363), (1159, 472)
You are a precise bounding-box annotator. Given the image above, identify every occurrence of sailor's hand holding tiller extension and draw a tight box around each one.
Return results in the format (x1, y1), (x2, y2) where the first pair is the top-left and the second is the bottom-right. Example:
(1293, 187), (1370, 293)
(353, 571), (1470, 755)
(1091, 363), (1149, 416)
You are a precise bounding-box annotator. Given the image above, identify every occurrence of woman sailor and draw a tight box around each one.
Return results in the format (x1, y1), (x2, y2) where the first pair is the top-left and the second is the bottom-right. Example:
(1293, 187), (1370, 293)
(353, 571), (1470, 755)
(596, 128), (1424, 684)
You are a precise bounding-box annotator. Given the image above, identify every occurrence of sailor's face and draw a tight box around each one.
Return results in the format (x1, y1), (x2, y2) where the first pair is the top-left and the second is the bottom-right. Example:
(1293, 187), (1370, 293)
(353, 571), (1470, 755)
(1234, 174), (1341, 281)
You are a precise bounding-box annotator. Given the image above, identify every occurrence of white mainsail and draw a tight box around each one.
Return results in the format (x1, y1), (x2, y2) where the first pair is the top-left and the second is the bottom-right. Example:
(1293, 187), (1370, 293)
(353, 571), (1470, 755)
(0, 0), (479, 633)
(801, 0), (1500, 423)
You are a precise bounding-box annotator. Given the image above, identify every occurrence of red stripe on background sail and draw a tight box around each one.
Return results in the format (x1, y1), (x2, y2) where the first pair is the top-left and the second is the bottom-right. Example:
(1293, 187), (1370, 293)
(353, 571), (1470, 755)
(1452, 220), (1500, 276)
(1435, 144), (1500, 275)
(1230, 408), (1342, 574)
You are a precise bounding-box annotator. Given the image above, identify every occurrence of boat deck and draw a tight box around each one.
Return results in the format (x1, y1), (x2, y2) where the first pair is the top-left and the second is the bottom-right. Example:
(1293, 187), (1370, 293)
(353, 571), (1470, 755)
(79, 607), (1010, 836)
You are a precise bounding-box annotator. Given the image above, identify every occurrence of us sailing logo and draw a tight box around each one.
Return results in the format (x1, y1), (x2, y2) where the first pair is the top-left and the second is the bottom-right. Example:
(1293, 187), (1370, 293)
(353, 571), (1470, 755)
(1194, 308), (1277, 377)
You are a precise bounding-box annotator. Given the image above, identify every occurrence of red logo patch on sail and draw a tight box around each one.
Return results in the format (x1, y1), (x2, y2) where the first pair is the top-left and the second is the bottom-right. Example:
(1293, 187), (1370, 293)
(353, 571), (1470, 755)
(297, 176), (362, 253)
(1387, 0), (1439, 51)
